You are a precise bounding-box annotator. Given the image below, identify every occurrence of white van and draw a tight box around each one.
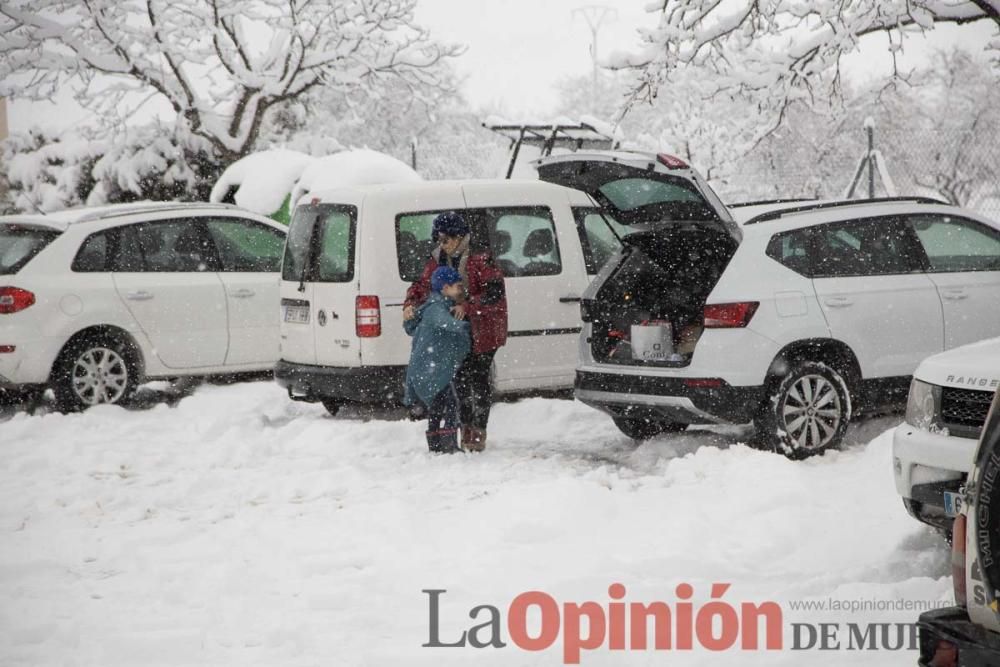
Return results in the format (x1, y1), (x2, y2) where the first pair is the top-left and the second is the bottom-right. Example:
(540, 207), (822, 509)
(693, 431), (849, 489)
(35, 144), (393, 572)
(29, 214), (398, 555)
(274, 179), (622, 414)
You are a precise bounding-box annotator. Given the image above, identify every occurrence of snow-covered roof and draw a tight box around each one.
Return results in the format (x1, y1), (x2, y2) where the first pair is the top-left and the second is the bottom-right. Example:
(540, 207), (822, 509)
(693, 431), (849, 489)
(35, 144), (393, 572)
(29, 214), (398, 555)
(290, 149), (421, 207)
(209, 149), (315, 216)
(304, 178), (593, 208)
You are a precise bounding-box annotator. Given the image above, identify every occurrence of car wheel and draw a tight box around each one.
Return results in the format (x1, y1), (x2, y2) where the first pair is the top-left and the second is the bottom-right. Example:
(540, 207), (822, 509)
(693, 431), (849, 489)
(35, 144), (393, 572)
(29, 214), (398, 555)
(613, 416), (687, 441)
(756, 361), (851, 459)
(52, 336), (140, 412)
(321, 399), (343, 417)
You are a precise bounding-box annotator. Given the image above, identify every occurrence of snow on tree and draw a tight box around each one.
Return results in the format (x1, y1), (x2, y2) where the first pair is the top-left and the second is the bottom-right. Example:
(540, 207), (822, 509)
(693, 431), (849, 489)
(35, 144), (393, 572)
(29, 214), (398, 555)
(3, 128), (106, 213)
(612, 1), (1000, 133)
(0, 0), (460, 163)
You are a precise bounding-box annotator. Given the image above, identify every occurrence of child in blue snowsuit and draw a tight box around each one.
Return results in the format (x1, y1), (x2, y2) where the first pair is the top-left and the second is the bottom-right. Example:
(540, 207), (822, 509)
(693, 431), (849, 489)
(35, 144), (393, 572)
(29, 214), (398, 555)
(403, 266), (471, 453)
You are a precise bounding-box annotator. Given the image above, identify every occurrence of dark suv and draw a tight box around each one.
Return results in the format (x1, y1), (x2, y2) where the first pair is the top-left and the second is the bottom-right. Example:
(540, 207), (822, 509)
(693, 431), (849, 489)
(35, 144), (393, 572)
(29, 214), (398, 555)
(918, 388), (1000, 665)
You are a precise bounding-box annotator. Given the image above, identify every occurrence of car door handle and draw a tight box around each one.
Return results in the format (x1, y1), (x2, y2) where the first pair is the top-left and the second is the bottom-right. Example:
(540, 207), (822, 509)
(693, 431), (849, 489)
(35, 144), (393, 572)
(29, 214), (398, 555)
(559, 295), (582, 303)
(824, 296), (853, 308)
(230, 288), (256, 298)
(941, 289), (969, 301)
(125, 290), (154, 301)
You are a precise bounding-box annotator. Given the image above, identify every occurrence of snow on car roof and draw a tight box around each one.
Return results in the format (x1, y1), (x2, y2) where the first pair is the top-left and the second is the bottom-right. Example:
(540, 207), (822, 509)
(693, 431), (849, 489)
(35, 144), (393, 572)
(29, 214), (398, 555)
(303, 178), (593, 208)
(289, 149), (421, 208)
(210, 149), (314, 216)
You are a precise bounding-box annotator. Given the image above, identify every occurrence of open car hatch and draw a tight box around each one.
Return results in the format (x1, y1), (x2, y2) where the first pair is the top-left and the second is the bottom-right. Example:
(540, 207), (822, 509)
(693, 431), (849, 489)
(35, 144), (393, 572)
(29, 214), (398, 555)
(535, 151), (741, 243)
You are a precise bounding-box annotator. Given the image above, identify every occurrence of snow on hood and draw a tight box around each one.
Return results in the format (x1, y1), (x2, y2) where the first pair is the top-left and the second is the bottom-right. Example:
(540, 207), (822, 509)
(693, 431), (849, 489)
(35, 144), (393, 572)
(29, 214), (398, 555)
(914, 336), (1000, 390)
(290, 149), (421, 207)
(209, 149), (314, 216)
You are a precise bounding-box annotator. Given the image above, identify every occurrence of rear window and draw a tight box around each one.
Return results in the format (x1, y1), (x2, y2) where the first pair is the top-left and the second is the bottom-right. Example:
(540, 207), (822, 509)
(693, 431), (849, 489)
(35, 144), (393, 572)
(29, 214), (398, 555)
(766, 229), (813, 276)
(283, 205), (357, 283)
(0, 225), (61, 275)
(599, 177), (704, 211)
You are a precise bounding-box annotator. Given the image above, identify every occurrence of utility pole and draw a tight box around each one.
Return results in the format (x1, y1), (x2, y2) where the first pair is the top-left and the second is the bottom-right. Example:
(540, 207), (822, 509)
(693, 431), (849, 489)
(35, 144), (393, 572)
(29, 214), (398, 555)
(572, 5), (618, 111)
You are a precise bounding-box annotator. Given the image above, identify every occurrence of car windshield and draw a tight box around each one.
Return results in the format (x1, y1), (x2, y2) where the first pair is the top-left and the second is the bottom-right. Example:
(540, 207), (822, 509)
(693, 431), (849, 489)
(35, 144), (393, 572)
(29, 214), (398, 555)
(0, 224), (61, 275)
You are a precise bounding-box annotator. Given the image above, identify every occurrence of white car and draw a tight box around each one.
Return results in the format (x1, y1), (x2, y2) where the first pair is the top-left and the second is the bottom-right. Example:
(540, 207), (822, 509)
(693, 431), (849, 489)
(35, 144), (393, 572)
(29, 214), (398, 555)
(551, 153), (1000, 457)
(893, 337), (1000, 532)
(0, 202), (287, 410)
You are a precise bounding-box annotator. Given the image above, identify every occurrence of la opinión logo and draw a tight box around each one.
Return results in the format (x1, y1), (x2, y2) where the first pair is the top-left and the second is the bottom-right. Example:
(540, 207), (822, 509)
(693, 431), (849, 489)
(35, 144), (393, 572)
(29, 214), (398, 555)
(423, 583), (783, 664)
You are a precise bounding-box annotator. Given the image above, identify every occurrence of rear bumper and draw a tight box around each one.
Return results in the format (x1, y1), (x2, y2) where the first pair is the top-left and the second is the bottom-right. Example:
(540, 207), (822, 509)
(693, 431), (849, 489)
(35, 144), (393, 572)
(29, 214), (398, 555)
(918, 607), (1000, 666)
(574, 370), (763, 424)
(274, 360), (406, 404)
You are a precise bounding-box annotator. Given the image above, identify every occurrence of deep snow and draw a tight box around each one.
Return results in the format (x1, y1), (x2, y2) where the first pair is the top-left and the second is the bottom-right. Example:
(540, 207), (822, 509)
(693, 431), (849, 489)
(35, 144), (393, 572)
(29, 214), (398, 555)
(0, 383), (951, 666)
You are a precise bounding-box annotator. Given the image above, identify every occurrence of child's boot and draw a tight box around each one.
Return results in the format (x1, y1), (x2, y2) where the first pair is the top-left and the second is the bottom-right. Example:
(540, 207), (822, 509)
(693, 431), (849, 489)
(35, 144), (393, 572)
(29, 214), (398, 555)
(427, 429), (460, 454)
(466, 428), (487, 452)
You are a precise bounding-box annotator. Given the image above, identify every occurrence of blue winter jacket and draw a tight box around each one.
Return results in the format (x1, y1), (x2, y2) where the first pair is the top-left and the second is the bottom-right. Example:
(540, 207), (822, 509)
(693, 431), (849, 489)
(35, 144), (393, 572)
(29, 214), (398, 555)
(403, 292), (471, 406)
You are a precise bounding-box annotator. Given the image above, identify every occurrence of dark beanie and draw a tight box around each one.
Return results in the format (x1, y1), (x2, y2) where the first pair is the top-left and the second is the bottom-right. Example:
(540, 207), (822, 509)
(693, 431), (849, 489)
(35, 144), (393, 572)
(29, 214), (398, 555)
(432, 211), (470, 240)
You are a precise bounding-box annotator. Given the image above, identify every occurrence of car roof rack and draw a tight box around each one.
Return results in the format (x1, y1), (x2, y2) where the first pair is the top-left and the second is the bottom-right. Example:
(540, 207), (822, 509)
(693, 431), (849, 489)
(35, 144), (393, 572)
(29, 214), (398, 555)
(743, 196), (949, 225)
(484, 120), (621, 179)
(728, 198), (817, 208)
(67, 201), (241, 224)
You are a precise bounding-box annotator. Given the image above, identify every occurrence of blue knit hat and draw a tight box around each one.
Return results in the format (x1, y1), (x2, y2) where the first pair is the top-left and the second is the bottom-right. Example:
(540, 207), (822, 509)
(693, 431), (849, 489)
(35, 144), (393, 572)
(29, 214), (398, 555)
(432, 211), (470, 240)
(431, 266), (462, 293)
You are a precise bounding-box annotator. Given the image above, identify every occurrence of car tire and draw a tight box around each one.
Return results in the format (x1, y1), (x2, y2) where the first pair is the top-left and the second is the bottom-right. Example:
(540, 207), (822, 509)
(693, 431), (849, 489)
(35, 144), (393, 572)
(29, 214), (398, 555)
(613, 416), (687, 441)
(321, 399), (343, 417)
(755, 361), (851, 459)
(52, 335), (141, 412)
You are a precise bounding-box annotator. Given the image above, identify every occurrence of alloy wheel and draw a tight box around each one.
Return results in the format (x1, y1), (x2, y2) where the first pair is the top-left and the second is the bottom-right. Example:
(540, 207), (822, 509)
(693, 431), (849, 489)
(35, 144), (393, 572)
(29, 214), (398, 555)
(71, 347), (129, 406)
(780, 374), (842, 451)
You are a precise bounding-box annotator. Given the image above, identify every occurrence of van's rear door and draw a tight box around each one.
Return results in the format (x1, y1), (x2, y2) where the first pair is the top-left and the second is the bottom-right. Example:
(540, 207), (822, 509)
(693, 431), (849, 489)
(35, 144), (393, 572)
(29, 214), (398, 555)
(536, 152), (741, 243)
(280, 203), (360, 367)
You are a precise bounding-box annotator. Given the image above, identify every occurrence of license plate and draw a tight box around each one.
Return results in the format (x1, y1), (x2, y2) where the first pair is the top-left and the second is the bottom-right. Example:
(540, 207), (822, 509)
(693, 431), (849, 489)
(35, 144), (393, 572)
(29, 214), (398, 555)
(944, 491), (964, 518)
(283, 305), (310, 324)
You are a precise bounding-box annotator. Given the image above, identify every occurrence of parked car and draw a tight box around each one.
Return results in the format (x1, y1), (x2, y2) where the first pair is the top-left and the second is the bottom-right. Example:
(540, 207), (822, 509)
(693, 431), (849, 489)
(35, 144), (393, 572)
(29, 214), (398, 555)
(549, 153), (1000, 456)
(917, 388), (1000, 666)
(274, 178), (634, 414)
(0, 202), (287, 410)
(894, 337), (1000, 533)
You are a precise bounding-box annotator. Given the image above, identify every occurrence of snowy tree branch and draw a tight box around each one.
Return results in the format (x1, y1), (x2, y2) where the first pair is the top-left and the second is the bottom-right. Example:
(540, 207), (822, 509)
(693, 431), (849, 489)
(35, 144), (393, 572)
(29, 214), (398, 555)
(0, 0), (460, 160)
(615, 0), (1000, 135)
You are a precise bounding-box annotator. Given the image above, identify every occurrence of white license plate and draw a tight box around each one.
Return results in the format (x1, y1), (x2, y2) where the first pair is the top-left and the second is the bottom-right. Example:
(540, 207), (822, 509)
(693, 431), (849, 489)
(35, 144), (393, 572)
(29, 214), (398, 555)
(944, 491), (964, 518)
(283, 305), (310, 324)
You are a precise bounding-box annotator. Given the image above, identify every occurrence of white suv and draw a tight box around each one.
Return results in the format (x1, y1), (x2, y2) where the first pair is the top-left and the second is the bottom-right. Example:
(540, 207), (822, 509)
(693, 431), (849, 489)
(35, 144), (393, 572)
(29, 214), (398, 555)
(894, 337), (1000, 532)
(0, 202), (286, 410)
(546, 155), (1000, 457)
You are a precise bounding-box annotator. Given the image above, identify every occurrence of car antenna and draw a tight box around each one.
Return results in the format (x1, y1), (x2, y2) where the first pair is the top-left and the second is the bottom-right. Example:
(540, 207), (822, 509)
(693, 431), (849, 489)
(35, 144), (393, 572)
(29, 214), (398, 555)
(25, 194), (47, 216)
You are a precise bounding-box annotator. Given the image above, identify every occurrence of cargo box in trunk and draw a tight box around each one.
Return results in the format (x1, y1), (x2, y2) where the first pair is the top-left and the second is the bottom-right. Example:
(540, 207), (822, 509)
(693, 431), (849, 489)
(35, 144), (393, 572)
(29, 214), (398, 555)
(585, 224), (738, 368)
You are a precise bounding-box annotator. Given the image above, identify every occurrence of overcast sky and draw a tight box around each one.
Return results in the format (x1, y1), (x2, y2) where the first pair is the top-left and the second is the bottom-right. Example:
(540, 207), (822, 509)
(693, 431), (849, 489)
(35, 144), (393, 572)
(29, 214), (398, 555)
(415, 0), (651, 117)
(6, 1), (997, 133)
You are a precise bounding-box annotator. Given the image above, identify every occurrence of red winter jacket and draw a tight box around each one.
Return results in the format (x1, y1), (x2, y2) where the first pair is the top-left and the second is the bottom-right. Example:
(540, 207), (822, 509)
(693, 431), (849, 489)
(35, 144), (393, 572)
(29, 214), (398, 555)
(405, 248), (508, 354)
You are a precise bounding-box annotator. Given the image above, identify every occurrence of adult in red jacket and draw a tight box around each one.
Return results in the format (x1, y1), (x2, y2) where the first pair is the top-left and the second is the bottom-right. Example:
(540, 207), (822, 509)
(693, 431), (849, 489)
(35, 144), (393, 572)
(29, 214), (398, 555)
(404, 212), (508, 451)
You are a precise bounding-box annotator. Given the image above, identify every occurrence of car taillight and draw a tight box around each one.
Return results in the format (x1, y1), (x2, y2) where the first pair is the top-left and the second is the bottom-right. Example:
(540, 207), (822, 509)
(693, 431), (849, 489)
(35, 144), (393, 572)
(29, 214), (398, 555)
(356, 295), (381, 338)
(703, 302), (759, 328)
(656, 153), (689, 169)
(952, 512), (967, 606)
(0, 287), (35, 314)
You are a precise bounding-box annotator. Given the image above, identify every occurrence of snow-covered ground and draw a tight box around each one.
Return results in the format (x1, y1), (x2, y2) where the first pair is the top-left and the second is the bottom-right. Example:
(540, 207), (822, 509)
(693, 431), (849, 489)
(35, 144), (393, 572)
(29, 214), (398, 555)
(0, 383), (951, 666)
